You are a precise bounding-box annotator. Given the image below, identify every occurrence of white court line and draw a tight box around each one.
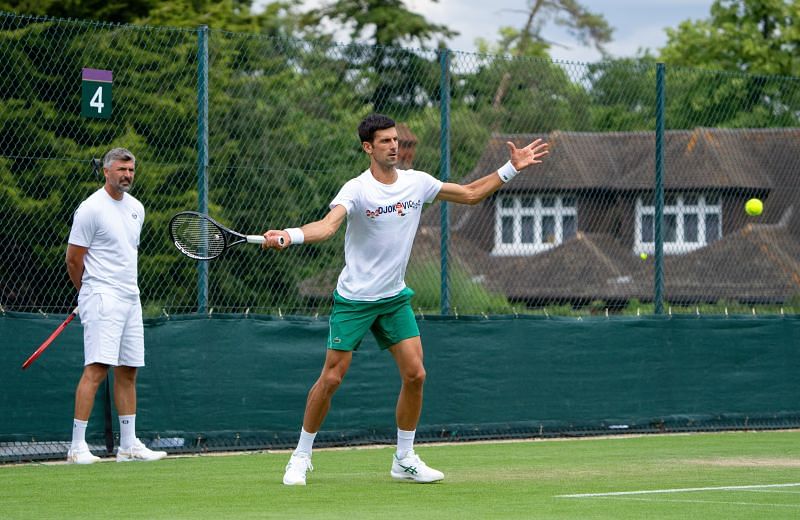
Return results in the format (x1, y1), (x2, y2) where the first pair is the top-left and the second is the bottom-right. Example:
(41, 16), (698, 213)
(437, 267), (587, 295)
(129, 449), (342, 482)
(585, 496), (800, 509)
(744, 489), (800, 494)
(556, 482), (800, 498)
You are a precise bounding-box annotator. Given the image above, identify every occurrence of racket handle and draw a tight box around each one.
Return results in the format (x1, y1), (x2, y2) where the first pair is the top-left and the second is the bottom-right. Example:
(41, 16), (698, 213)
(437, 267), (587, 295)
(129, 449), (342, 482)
(247, 235), (285, 246)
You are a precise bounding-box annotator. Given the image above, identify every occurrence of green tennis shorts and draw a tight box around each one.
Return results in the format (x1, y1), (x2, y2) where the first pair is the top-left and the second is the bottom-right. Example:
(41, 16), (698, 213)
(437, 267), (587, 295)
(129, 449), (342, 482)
(327, 287), (419, 351)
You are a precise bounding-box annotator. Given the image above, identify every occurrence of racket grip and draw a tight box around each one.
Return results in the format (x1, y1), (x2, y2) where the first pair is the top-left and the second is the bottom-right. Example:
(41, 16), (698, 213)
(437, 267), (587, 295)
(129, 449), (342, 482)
(246, 235), (266, 245)
(248, 235), (285, 246)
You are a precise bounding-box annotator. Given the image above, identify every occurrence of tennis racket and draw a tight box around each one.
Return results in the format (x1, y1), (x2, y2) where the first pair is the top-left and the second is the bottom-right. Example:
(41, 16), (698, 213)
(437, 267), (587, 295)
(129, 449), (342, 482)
(21, 307), (79, 370)
(169, 211), (283, 260)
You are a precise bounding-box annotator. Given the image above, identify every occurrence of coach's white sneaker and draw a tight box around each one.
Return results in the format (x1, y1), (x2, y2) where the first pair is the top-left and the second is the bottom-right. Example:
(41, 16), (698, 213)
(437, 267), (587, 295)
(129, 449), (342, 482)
(283, 452), (313, 486)
(66, 443), (101, 465)
(391, 450), (444, 483)
(116, 439), (167, 462)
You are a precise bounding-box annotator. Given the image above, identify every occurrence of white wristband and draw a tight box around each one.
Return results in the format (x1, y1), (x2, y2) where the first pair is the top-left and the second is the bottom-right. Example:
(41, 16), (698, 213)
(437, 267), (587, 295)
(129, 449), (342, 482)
(497, 161), (519, 183)
(284, 227), (304, 245)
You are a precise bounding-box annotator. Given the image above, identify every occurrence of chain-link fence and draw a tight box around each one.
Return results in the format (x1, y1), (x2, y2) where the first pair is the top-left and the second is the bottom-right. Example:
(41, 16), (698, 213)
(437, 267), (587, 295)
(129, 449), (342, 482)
(2, 12), (800, 317)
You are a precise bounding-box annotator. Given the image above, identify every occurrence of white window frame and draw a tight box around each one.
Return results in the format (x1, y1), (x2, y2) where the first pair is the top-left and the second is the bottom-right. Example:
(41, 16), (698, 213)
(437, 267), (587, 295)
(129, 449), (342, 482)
(493, 194), (577, 256)
(635, 193), (722, 255)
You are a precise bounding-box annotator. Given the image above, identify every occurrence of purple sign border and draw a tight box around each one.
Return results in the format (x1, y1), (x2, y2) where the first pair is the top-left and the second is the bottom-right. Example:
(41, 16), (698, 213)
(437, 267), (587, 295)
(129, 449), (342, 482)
(82, 68), (112, 83)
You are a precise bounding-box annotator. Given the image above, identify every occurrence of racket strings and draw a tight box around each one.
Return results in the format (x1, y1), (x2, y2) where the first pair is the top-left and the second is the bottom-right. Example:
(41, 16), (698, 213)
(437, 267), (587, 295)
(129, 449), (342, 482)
(170, 214), (226, 260)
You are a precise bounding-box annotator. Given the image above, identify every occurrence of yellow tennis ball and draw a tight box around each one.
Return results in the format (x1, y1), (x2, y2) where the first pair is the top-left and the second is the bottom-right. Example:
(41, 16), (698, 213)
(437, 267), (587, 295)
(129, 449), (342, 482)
(745, 198), (763, 216)
(639, 252), (648, 260)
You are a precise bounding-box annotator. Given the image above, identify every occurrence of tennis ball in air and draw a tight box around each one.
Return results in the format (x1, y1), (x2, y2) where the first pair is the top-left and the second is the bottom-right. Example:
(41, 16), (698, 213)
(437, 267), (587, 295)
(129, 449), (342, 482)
(745, 198), (763, 216)
(639, 252), (648, 260)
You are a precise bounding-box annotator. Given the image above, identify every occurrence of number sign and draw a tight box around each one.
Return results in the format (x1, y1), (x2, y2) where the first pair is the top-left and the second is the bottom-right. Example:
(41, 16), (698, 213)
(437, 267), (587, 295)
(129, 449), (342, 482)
(81, 68), (112, 119)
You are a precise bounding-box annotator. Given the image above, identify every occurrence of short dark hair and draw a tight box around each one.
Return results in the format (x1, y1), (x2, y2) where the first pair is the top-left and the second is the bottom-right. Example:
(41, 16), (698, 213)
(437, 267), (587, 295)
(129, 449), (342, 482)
(358, 113), (395, 144)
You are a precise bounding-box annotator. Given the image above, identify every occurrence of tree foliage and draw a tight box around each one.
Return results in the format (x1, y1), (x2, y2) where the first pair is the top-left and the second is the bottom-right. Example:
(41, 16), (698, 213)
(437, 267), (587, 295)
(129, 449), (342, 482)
(476, 0), (612, 57)
(585, 53), (658, 131)
(0, 0), (156, 23)
(300, 0), (456, 47)
(661, 0), (800, 77)
(475, 0), (612, 121)
(658, 0), (800, 128)
(1, 2), (799, 314)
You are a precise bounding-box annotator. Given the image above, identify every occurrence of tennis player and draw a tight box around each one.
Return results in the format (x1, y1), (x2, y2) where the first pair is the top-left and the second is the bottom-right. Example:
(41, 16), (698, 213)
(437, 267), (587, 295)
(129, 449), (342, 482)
(263, 114), (549, 485)
(64, 148), (166, 464)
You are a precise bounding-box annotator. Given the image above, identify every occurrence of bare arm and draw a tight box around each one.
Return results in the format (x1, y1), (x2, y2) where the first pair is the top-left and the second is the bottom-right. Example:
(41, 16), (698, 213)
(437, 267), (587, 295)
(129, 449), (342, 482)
(65, 244), (89, 290)
(436, 138), (549, 205)
(436, 175), (504, 206)
(262, 204), (348, 249)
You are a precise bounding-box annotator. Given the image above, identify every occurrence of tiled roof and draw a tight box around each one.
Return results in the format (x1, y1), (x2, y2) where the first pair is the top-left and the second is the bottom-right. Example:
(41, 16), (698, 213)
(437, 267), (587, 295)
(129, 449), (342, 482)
(469, 128), (787, 191)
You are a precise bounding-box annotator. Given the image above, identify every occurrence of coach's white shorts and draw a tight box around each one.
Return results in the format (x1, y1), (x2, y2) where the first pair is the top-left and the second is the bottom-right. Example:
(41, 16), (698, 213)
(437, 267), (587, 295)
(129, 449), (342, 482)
(78, 292), (144, 367)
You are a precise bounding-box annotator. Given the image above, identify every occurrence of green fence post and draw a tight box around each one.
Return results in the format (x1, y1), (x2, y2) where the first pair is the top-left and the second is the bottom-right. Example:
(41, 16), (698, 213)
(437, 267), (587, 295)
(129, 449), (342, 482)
(439, 48), (451, 316)
(197, 25), (209, 313)
(654, 62), (665, 315)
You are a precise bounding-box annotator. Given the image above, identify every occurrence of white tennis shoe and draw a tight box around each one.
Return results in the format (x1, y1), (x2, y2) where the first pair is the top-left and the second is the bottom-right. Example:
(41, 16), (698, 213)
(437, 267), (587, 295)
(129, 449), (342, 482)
(116, 439), (167, 462)
(66, 443), (101, 465)
(283, 452), (313, 486)
(391, 450), (444, 483)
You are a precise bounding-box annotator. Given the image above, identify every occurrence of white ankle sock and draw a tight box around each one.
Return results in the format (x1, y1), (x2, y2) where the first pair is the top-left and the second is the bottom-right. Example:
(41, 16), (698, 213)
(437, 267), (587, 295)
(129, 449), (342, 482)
(71, 419), (88, 449)
(119, 414), (136, 449)
(294, 428), (317, 456)
(397, 428), (415, 457)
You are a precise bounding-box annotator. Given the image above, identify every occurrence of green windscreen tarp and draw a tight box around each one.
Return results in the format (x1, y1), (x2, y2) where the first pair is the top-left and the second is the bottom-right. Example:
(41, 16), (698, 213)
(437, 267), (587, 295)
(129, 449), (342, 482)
(1, 313), (798, 460)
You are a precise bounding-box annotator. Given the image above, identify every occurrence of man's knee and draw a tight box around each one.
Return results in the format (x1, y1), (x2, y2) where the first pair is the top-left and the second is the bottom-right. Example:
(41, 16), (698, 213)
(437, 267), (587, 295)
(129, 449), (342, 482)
(114, 366), (138, 384)
(316, 350), (352, 394)
(319, 370), (345, 392)
(81, 363), (109, 384)
(402, 365), (426, 387)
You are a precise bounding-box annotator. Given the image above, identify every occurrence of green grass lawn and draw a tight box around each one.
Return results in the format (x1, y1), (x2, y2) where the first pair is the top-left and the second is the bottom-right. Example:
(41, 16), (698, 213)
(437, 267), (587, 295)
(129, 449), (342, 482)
(2, 431), (799, 519)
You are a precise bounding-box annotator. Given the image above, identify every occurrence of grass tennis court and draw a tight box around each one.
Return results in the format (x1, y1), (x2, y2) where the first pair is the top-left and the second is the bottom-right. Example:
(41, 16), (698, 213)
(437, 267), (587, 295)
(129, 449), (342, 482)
(2, 430), (799, 519)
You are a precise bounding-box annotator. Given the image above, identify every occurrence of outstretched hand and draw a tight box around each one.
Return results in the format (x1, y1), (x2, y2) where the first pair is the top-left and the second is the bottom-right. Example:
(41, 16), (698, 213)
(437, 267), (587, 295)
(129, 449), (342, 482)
(507, 139), (549, 171)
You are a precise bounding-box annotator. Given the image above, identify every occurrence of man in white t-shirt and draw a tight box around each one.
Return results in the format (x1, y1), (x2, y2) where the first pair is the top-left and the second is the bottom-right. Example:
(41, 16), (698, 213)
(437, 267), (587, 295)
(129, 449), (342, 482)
(262, 114), (549, 485)
(64, 148), (166, 464)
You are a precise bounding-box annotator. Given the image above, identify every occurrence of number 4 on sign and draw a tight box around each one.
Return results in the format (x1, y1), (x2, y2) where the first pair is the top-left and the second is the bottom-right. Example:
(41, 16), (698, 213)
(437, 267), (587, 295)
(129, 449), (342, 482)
(81, 68), (112, 119)
(90, 86), (104, 113)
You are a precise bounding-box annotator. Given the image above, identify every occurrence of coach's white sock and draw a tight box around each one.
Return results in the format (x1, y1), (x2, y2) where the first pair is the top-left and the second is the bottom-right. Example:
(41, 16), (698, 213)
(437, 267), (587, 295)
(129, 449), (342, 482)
(294, 428), (317, 456)
(396, 428), (416, 457)
(71, 419), (88, 449)
(119, 415), (136, 449)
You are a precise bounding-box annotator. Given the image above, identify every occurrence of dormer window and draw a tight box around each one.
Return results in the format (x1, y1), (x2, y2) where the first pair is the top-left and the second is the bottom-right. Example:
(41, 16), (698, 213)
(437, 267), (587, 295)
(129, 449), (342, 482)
(493, 195), (577, 255)
(635, 193), (722, 255)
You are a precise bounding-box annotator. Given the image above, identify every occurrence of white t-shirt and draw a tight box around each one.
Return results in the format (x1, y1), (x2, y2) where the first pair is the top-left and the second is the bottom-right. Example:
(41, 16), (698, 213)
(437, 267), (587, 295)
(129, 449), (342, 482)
(330, 168), (443, 300)
(68, 188), (145, 300)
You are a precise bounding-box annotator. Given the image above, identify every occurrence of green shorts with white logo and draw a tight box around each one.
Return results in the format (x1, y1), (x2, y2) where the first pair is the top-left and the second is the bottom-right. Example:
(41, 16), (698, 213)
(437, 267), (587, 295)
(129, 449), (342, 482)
(327, 287), (419, 351)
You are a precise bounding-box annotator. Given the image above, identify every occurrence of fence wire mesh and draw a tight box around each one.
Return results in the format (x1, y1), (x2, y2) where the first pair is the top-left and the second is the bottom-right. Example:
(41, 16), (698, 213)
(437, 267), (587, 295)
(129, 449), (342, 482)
(2, 12), (800, 317)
